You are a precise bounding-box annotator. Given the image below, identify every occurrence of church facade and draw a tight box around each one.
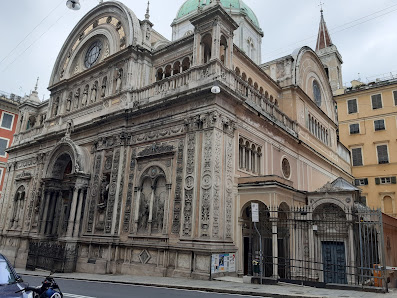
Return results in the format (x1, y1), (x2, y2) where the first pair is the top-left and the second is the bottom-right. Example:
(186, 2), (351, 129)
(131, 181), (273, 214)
(1, 0), (377, 285)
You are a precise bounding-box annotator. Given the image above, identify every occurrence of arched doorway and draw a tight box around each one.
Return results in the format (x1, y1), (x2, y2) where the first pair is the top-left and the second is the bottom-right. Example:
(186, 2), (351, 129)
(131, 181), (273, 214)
(277, 202), (290, 279)
(27, 141), (90, 273)
(241, 201), (273, 277)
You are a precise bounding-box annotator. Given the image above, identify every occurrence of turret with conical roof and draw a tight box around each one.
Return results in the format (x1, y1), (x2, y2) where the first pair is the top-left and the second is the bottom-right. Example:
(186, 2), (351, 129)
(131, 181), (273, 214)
(315, 9), (343, 94)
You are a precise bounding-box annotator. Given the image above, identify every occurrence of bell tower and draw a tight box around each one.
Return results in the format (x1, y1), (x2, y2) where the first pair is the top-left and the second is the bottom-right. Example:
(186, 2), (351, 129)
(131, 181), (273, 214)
(190, 0), (238, 69)
(315, 9), (343, 93)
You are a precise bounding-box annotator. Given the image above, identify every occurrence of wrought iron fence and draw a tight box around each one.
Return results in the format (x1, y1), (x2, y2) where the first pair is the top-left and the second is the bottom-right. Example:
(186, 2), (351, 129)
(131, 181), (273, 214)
(243, 204), (387, 291)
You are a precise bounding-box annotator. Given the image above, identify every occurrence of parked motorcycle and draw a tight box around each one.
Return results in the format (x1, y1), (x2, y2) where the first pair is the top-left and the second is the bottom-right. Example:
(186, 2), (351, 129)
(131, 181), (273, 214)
(16, 275), (63, 298)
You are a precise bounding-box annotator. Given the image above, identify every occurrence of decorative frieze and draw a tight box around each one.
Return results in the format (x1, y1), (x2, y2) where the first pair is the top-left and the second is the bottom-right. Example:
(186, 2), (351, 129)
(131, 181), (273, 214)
(212, 130), (222, 238)
(138, 142), (174, 158)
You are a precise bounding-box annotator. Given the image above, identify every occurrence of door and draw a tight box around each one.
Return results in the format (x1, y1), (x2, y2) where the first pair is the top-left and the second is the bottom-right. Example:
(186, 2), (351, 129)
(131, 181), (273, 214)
(322, 241), (347, 284)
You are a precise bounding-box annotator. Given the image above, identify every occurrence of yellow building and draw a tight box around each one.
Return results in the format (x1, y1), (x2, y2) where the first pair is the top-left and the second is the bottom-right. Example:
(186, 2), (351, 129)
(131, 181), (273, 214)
(335, 79), (397, 217)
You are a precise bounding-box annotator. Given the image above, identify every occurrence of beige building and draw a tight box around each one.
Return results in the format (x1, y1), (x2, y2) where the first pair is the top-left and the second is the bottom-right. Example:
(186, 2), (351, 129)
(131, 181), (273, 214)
(335, 78), (397, 217)
(1, 0), (386, 288)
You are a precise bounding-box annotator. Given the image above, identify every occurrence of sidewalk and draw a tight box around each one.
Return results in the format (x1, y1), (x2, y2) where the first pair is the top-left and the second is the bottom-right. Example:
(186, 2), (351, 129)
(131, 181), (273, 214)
(16, 268), (396, 298)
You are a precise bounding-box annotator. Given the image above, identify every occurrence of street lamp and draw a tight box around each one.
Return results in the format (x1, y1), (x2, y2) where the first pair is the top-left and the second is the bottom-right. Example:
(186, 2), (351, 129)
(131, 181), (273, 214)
(66, 0), (81, 10)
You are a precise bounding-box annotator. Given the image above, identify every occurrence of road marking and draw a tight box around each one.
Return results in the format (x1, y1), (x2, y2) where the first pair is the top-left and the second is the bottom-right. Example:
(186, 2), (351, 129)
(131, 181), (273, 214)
(64, 293), (97, 298)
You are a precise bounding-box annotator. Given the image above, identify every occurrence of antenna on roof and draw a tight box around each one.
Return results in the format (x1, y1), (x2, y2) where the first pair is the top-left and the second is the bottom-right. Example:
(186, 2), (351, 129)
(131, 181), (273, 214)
(145, 1), (150, 20)
(318, 1), (324, 14)
(35, 77), (39, 92)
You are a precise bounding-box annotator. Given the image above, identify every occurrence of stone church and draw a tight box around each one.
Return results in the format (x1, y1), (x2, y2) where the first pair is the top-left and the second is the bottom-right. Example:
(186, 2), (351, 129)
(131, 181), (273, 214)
(0, 0), (368, 284)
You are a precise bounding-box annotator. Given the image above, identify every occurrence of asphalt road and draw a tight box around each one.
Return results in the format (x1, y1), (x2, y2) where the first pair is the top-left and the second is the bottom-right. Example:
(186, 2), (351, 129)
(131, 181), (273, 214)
(20, 275), (263, 298)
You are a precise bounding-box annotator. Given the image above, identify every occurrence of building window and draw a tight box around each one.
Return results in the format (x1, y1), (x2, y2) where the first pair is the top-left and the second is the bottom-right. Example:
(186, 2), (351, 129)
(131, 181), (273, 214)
(359, 196), (367, 206)
(238, 137), (262, 174)
(351, 147), (363, 166)
(371, 94), (383, 109)
(383, 196), (393, 214)
(375, 176), (396, 185)
(0, 112), (14, 130)
(281, 157), (291, 179)
(349, 123), (360, 134)
(376, 144), (389, 164)
(374, 119), (385, 131)
(0, 138), (9, 157)
(313, 80), (322, 107)
(394, 90), (397, 106)
(347, 99), (357, 114)
(354, 178), (368, 186)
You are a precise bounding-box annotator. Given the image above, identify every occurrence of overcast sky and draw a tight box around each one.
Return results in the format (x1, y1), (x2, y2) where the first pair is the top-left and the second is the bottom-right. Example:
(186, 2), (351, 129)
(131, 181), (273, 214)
(1, 0), (396, 101)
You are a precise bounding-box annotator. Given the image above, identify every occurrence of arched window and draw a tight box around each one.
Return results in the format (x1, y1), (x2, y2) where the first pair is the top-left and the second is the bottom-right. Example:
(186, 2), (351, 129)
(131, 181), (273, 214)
(164, 65), (172, 78)
(182, 57), (190, 71)
(242, 73), (247, 81)
(235, 67), (241, 76)
(201, 34), (212, 64)
(173, 61), (181, 75)
(265, 91), (269, 99)
(251, 145), (256, 173)
(239, 138), (244, 169)
(245, 141), (250, 169)
(156, 68), (163, 81)
(259, 87), (263, 94)
(248, 78), (253, 86)
(257, 148), (262, 174)
(254, 82), (258, 90)
(269, 95), (273, 103)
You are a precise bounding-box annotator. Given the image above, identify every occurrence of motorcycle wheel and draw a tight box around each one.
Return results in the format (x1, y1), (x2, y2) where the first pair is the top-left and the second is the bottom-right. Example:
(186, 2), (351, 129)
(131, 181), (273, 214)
(50, 293), (62, 298)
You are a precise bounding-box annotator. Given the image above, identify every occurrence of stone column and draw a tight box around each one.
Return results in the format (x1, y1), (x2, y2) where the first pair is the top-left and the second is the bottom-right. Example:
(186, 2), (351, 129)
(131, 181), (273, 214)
(51, 191), (62, 235)
(148, 185), (155, 235)
(271, 217), (278, 279)
(73, 189), (85, 238)
(242, 145), (246, 170)
(133, 187), (141, 233)
(67, 187), (80, 237)
(45, 192), (57, 235)
(40, 191), (51, 235)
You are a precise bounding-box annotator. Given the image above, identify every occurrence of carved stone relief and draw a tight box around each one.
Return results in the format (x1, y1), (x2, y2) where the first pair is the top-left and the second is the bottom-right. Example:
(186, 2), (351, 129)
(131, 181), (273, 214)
(123, 149), (136, 233)
(105, 149), (120, 233)
(171, 139), (184, 234)
(114, 148), (127, 233)
(200, 130), (213, 237)
(182, 133), (196, 237)
(87, 154), (102, 232)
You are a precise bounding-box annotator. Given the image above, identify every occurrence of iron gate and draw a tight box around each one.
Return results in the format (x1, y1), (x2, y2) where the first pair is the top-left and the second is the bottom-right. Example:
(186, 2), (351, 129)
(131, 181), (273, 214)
(244, 204), (387, 290)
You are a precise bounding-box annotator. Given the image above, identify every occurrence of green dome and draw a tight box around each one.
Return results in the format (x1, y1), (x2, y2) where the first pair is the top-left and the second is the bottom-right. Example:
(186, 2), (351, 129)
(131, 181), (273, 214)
(175, 0), (260, 28)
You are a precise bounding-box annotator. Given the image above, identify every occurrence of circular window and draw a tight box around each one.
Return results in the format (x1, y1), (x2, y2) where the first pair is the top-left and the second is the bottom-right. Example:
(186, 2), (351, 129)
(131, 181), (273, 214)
(313, 80), (322, 107)
(282, 158), (291, 179)
(84, 41), (102, 68)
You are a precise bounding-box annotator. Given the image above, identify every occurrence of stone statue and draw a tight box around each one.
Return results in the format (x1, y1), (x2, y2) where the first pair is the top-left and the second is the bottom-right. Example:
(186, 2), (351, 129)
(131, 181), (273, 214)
(65, 120), (72, 138)
(101, 77), (107, 98)
(98, 176), (109, 209)
(53, 97), (59, 117)
(66, 92), (72, 112)
(82, 85), (89, 106)
(139, 199), (149, 231)
(91, 81), (98, 103)
(74, 89), (80, 109)
(115, 68), (123, 92)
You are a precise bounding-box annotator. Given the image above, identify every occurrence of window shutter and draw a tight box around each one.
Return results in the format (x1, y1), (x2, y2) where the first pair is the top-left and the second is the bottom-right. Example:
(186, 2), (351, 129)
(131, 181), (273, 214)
(393, 91), (397, 106)
(364, 178), (368, 185)
(375, 178), (380, 185)
(391, 176), (397, 184)
(354, 179), (359, 186)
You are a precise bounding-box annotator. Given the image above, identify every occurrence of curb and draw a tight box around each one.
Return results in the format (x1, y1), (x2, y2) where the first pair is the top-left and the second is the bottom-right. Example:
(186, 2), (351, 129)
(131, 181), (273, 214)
(18, 271), (325, 298)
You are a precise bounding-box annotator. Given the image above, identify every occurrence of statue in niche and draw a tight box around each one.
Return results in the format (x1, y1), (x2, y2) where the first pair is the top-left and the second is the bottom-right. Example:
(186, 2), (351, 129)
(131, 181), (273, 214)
(74, 89), (80, 109)
(81, 85), (89, 106)
(66, 92), (72, 112)
(138, 198), (149, 231)
(98, 175), (109, 210)
(155, 201), (164, 232)
(65, 120), (72, 138)
(101, 77), (107, 98)
(52, 97), (59, 117)
(115, 68), (123, 92)
(90, 81), (98, 103)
